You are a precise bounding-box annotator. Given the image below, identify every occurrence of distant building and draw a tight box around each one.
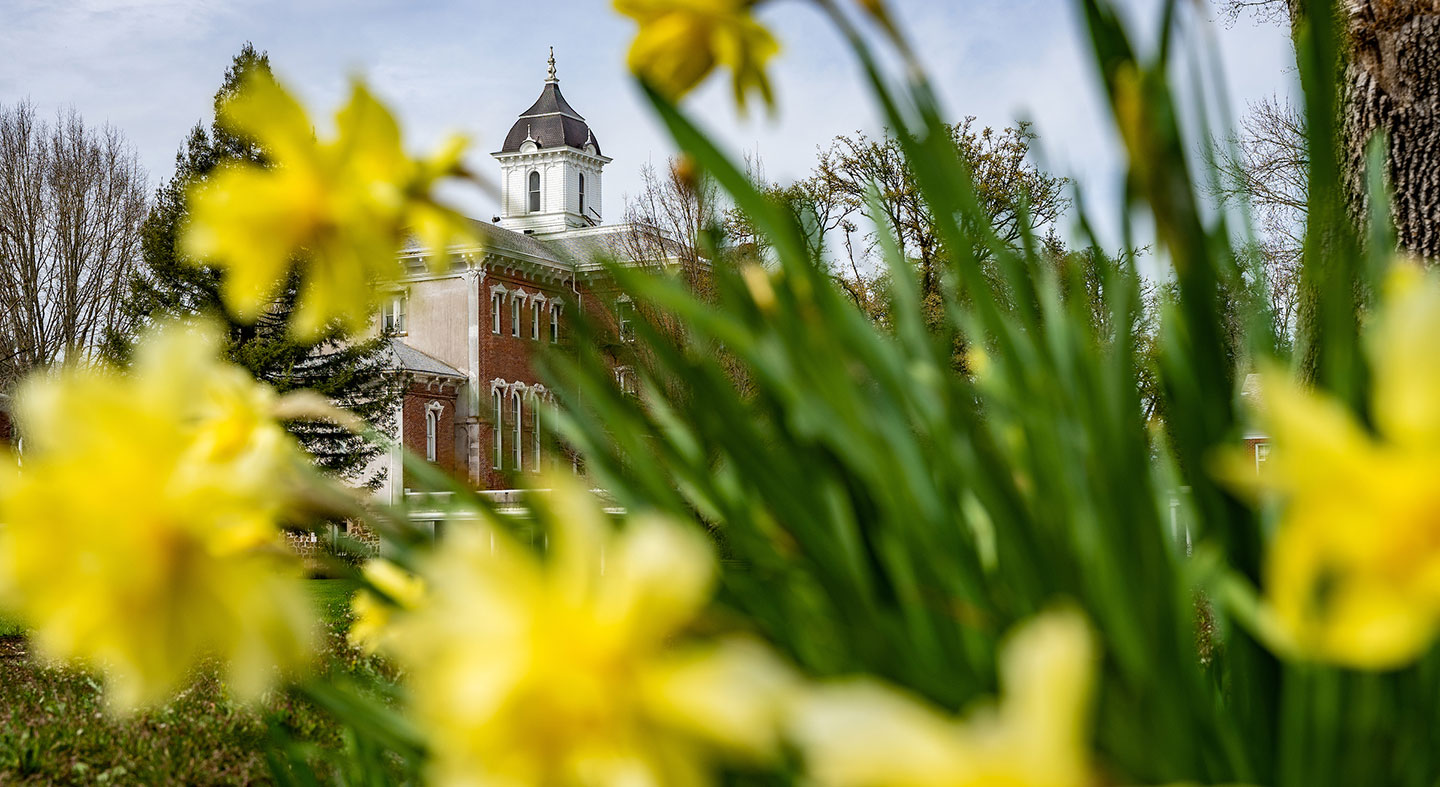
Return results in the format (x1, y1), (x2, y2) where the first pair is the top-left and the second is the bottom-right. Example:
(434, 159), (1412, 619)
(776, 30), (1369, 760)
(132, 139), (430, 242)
(1240, 373), (1270, 473)
(374, 51), (638, 503)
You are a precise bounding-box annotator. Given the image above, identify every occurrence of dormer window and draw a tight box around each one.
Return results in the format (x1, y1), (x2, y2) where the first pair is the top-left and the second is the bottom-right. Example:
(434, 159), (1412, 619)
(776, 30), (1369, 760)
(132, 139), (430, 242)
(528, 171), (541, 212)
(578, 173), (586, 215)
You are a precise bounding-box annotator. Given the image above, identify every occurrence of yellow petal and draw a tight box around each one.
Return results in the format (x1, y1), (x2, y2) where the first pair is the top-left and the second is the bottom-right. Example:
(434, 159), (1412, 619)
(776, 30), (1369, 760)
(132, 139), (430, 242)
(1371, 263), (1440, 449)
(642, 636), (798, 759)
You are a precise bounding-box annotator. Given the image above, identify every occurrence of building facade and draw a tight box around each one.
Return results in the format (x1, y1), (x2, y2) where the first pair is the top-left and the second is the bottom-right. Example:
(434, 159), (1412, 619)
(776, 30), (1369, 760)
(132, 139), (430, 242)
(376, 52), (630, 503)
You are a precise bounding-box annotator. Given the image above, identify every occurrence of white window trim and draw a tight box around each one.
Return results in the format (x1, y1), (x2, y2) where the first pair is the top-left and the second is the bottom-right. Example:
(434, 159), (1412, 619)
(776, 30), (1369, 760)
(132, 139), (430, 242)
(512, 391), (524, 471)
(550, 302), (562, 343)
(424, 401), (443, 463)
(381, 291), (407, 335)
(492, 390), (503, 469)
(490, 285), (508, 335)
(528, 170), (541, 213)
(527, 388), (548, 472)
(1254, 442), (1271, 472)
(510, 294), (521, 338)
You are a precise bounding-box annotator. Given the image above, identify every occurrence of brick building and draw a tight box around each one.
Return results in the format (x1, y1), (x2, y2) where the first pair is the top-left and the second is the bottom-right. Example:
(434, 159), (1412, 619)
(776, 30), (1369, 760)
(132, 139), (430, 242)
(374, 52), (636, 503)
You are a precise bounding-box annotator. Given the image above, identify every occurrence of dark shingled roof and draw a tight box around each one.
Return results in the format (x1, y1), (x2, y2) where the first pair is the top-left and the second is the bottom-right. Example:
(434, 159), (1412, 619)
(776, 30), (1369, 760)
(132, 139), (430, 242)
(500, 82), (601, 155)
(401, 219), (566, 266)
(387, 340), (465, 378)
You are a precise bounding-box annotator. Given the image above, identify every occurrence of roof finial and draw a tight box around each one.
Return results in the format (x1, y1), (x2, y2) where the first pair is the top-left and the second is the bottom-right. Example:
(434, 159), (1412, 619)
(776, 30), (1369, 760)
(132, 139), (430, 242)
(546, 47), (558, 84)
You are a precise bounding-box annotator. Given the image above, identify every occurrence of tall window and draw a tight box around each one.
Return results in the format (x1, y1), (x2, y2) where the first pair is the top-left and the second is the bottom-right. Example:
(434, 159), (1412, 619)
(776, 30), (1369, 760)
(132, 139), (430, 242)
(512, 392), (524, 471)
(491, 292), (502, 334)
(616, 367), (637, 397)
(531, 396), (542, 471)
(424, 409), (438, 462)
(381, 293), (405, 334)
(550, 303), (560, 343)
(492, 391), (502, 469)
(511, 296), (521, 337)
(617, 300), (635, 343)
(578, 173), (586, 215)
(532, 300), (541, 339)
(528, 171), (541, 212)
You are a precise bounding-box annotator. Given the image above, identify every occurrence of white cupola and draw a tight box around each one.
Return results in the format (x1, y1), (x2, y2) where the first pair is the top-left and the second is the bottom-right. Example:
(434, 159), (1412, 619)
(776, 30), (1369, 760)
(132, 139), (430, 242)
(493, 49), (612, 235)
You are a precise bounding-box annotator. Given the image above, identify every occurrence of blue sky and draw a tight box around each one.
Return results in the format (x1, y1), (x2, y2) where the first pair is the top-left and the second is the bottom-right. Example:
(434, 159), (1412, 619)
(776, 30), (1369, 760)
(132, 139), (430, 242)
(1, 0), (1297, 250)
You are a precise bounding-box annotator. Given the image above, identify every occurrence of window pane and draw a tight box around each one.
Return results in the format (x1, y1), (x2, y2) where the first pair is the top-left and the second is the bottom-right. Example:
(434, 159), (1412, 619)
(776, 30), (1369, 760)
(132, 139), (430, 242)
(492, 393), (502, 469)
(425, 411), (437, 462)
(512, 393), (523, 471)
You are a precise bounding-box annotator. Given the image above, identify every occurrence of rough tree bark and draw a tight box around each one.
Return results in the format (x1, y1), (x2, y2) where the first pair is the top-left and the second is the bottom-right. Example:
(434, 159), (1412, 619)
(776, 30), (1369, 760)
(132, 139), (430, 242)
(1340, 0), (1440, 261)
(1222, 0), (1438, 260)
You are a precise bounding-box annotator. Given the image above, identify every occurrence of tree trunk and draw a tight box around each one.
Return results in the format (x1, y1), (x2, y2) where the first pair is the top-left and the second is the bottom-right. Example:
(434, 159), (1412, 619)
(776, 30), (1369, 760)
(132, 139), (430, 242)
(1341, 0), (1440, 261)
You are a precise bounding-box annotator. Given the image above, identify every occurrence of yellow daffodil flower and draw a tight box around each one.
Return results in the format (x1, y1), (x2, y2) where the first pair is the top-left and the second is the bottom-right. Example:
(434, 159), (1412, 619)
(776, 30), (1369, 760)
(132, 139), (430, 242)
(1225, 264), (1440, 669)
(348, 558), (425, 653)
(0, 322), (317, 710)
(791, 609), (1097, 787)
(182, 72), (474, 340)
(615, 0), (780, 111)
(363, 474), (796, 786)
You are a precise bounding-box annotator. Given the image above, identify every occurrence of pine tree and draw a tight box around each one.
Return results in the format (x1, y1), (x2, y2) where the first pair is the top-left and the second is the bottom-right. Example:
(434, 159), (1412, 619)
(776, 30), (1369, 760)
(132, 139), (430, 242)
(103, 44), (399, 487)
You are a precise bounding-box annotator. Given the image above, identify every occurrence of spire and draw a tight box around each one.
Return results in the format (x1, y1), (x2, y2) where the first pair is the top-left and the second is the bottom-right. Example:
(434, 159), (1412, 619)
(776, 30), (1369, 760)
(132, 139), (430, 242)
(546, 47), (558, 84)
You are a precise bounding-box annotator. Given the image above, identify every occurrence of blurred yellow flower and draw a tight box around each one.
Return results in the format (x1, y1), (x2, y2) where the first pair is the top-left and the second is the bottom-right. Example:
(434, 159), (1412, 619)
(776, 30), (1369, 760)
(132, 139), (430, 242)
(791, 609), (1096, 787)
(182, 72), (474, 340)
(367, 475), (796, 786)
(1225, 264), (1440, 669)
(348, 558), (425, 653)
(0, 322), (317, 711)
(615, 0), (779, 110)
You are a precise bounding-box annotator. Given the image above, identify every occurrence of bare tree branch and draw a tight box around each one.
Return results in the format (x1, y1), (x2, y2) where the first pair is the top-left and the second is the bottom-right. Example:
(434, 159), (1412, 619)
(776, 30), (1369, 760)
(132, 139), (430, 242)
(0, 101), (147, 388)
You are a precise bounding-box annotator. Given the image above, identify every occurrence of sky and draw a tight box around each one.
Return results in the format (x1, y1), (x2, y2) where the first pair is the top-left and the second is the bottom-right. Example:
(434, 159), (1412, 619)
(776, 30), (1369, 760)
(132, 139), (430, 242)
(0, 0), (1299, 252)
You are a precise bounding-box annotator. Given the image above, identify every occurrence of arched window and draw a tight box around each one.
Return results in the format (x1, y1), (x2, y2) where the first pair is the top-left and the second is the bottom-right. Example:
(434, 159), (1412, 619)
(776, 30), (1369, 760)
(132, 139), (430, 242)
(492, 391), (503, 469)
(425, 408), (438, 462)
(512, 391), (524, 471)
(531, 395), (542, 470)
(528, 171), (541, 212)
(578, 173), (586, 215)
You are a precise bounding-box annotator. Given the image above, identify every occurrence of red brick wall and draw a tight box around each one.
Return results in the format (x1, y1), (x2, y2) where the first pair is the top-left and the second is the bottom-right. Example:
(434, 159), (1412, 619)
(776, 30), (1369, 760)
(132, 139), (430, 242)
(1242, 436), (1271, 475)
(467, 269), (625, 489)
(401, 380), (460, 490)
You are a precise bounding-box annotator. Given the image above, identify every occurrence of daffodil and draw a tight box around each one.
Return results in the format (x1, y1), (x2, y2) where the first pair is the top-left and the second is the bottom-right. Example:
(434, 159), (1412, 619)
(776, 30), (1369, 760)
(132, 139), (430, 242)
(790, 609), (1097, 787)
(1225, 264), (1440, 669)
(0, 322), (317, 710)
(348, 558), (425, 653)
(615, 0), (780, 111)
(182, 72), (474, 340)
(363, 474), (796, 786)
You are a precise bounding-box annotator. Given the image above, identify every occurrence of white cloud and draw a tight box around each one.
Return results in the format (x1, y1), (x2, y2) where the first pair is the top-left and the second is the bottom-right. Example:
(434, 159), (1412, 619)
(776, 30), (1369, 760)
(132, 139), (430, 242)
(0, 0), (1297, 249)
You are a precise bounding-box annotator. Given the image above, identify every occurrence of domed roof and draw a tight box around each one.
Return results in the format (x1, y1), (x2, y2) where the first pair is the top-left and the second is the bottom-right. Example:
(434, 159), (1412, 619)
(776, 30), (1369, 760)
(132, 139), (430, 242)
(499, 50), (601, 156)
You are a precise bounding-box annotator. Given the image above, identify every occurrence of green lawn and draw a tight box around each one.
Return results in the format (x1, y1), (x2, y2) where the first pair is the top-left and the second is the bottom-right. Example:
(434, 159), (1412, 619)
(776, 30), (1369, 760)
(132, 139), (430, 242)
(0, 579), (364, 785)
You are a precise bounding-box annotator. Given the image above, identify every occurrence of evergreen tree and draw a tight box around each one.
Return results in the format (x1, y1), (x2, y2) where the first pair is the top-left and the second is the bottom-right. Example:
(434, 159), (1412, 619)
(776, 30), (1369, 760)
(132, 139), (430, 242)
(103, 44), (399, 487)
